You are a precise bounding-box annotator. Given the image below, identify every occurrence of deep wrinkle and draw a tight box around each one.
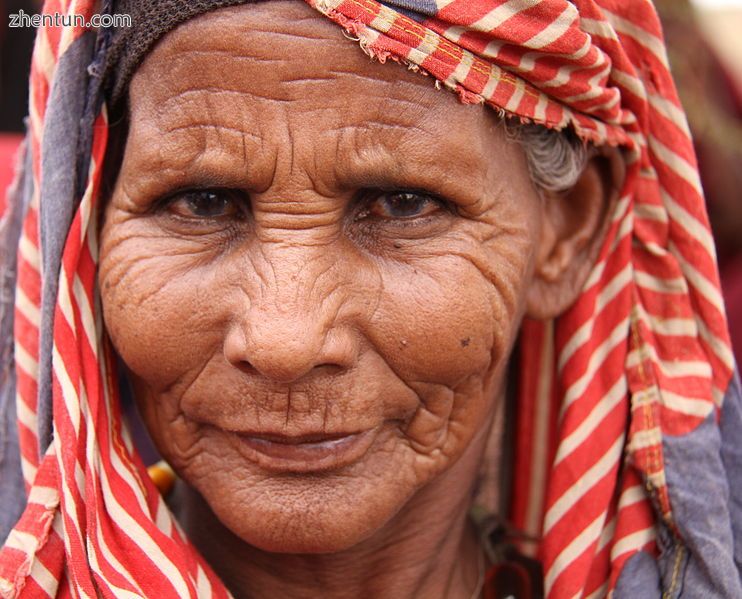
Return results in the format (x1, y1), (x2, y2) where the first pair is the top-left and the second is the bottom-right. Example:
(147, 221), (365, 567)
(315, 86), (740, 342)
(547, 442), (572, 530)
(98, 3), (617, 598)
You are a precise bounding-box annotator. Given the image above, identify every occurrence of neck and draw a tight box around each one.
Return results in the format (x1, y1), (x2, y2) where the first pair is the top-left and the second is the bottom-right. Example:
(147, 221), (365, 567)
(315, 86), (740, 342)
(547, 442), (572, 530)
(179, 427), (495, 599)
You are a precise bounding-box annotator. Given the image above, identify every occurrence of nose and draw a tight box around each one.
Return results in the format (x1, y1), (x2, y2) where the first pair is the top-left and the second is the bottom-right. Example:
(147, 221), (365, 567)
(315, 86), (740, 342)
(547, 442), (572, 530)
(222, 237), (377, 384)
(224, 239), (367, 383)
(223, 298), (358, 384)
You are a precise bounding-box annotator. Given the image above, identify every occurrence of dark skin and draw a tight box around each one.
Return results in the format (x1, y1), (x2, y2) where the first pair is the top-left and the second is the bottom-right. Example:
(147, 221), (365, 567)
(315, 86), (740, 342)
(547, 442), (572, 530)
(98, 2), (622, 597)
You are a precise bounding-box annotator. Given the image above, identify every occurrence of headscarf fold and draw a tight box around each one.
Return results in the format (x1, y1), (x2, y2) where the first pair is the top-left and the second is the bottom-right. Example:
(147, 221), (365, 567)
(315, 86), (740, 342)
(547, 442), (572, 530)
(0, 1), (740, 598)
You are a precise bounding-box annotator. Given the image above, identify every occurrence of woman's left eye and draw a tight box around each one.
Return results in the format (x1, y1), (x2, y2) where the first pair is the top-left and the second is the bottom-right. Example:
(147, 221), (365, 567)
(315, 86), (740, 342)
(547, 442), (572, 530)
(360, 191), (445, 220)
(165, 189), (244, 220)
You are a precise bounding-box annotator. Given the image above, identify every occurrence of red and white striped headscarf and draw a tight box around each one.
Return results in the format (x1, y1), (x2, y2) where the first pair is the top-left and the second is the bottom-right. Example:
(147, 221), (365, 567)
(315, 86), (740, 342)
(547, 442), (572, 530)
(0, 1), (738, 597)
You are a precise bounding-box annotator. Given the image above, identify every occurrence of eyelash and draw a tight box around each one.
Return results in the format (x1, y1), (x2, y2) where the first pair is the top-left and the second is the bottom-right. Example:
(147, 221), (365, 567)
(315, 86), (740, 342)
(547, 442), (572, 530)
(353, 190), (451, 224)
(158, 189), (249, 221)
(154, 188), (454, 242)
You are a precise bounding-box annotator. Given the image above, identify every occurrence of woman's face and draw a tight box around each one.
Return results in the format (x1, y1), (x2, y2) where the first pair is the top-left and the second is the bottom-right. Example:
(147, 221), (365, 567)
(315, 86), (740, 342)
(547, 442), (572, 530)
(99, 2), (544, 553)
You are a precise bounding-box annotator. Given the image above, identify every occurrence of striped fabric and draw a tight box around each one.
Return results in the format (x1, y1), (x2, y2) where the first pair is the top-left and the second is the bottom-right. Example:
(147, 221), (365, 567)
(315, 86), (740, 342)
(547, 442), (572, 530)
(0, 0), (736, 598)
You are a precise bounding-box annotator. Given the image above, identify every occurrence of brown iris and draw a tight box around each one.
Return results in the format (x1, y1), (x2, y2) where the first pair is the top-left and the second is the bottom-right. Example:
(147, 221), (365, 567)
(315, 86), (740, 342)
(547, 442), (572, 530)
(360, 191), (444, 221)
(166, 190), (244, 220)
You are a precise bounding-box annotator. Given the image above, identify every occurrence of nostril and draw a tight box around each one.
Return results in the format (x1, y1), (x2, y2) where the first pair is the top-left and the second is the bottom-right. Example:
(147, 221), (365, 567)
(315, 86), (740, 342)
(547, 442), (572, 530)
(223, 326), (262, 375)
(314, 363), (345, 377)
(223, 325), (326, 383)
(231, 358), (260, 376)
(315, 327), (359, 373)
(223, 321), (358, 383)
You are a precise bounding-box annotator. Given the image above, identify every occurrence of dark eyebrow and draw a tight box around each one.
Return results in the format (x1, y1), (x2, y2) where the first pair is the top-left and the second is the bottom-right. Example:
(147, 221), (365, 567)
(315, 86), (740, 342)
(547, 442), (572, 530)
(347, 119), (499, 206)
(117, 78), (503, 212)
(116, 125), (261, 206)
(327, 121), (493, 205)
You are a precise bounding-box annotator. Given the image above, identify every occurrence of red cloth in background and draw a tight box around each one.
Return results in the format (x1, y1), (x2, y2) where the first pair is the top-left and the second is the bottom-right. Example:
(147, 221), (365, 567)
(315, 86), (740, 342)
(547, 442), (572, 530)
(655, 1), (742, 369)
(0, 134), (22, 216)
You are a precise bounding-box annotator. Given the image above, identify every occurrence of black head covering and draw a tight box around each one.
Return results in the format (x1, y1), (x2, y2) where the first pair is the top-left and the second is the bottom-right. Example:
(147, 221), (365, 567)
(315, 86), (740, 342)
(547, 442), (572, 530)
(104, 0), (257, 106)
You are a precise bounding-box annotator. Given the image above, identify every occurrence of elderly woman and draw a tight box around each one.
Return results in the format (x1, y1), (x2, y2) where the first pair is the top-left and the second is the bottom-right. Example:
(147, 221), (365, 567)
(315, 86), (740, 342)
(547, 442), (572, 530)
(1, 1), (740, 598)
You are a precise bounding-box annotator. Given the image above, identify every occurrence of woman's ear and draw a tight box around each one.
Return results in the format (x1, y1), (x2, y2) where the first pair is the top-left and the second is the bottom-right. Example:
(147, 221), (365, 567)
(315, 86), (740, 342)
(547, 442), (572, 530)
(526, 145), (624, 320)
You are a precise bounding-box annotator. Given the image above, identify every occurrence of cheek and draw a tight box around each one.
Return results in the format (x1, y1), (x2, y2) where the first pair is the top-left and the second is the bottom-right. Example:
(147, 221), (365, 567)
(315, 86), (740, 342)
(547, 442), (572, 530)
(369, 237), (536, 389)
(370, 260), (495, 384)
(363, 225), (537, 462)
(98, 220), (227, 389)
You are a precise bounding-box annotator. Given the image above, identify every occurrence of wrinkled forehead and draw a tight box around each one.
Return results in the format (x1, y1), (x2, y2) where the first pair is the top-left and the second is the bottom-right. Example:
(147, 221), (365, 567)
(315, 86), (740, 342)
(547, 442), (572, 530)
(123, 1), (507, 179)
(131, 2), (453, 116)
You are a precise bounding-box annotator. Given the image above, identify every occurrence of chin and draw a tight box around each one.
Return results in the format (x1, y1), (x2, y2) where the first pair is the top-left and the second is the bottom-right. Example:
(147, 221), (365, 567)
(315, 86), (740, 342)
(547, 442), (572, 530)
(194, 467), (411, 555)
(234, 522), (371, 555)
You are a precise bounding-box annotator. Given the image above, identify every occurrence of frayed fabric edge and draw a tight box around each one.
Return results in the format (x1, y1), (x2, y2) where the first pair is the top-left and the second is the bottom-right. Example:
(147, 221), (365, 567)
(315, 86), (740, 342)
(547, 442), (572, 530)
(307, 0), (629, 149)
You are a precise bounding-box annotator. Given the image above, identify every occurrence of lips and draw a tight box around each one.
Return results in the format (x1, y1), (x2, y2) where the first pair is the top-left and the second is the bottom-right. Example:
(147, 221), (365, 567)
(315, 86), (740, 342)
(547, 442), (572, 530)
(223, 427), (380, 473)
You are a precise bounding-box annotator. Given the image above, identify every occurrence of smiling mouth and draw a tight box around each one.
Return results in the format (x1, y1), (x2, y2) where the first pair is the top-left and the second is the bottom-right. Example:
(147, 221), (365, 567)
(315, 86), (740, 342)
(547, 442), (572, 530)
(225, 428), (380, 473)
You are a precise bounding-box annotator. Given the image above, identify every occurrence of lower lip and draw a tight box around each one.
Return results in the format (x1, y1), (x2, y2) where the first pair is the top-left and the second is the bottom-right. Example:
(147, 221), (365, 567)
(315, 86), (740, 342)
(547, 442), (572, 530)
(227, 429), (379, 473)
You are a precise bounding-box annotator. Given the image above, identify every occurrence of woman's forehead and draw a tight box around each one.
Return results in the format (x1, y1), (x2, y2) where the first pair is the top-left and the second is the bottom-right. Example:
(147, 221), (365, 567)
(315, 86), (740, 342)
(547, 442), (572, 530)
(121, 2), (513, 200)
(128, 2), (485, 131)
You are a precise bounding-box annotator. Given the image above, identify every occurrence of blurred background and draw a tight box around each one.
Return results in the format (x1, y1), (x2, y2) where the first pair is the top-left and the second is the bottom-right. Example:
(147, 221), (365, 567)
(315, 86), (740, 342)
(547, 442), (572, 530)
(1, 0), (741, 365)
(655, 0), (742, 368)
(693, 0), (742, 89)
(0, 0), (39, 213)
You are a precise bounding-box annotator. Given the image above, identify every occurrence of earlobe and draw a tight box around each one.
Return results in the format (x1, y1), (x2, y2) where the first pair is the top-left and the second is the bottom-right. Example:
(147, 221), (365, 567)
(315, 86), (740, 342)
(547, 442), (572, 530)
(526, 145), (624, 320)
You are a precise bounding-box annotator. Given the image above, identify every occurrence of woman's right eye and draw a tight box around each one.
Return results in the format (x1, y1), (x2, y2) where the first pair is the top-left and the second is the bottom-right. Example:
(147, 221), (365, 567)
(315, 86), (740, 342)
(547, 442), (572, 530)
(164, 189), (246, 220)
